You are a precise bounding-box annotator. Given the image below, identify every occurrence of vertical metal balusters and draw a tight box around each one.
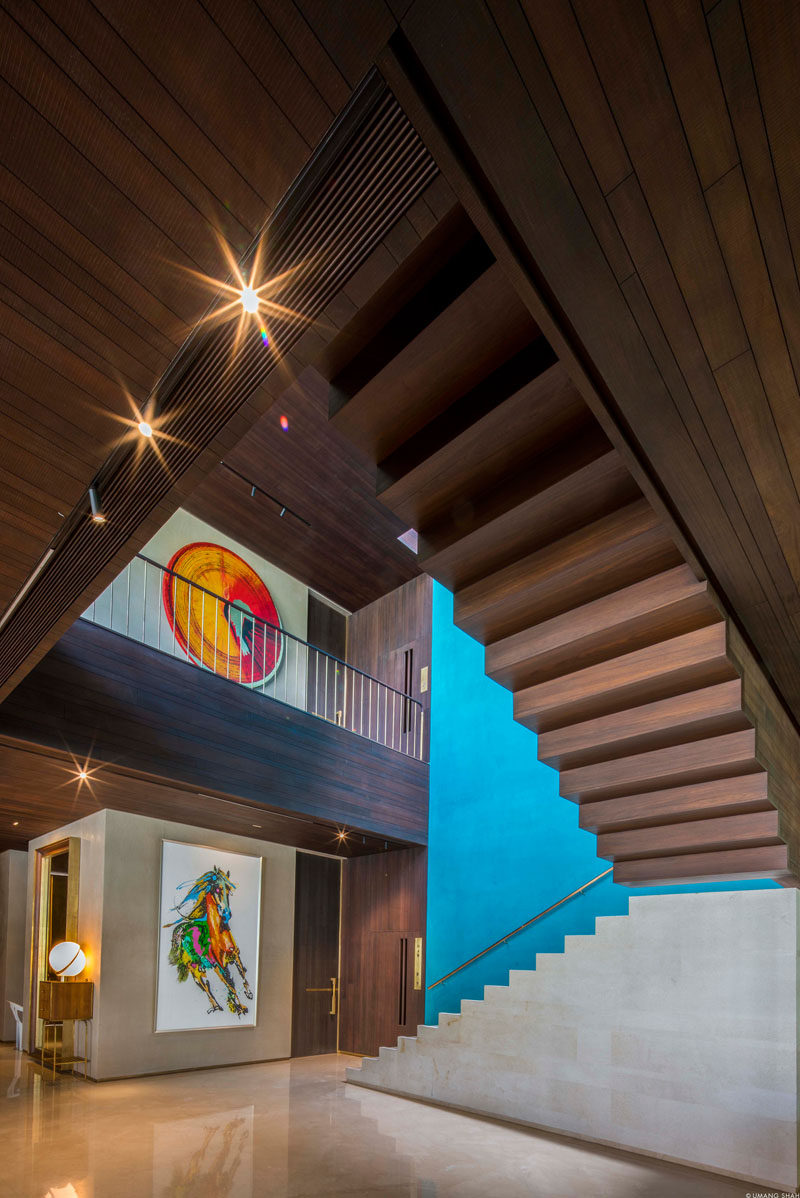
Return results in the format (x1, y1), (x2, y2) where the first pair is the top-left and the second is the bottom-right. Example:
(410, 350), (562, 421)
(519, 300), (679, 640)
(187, 582), (192, 666)
(200, 589), (206, 672)
(125, 560), (131, 637)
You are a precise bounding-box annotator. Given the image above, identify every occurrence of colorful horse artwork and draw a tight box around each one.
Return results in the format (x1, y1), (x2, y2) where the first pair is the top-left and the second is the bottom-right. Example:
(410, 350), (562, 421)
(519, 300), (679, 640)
(164, 866), (253, 1017)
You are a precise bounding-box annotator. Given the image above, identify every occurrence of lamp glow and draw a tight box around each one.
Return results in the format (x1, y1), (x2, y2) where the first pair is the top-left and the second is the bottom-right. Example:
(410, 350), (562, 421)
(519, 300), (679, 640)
(240, 286), (260, 314)
(138, 420), (153, 437)
(48, 940), (86, 978)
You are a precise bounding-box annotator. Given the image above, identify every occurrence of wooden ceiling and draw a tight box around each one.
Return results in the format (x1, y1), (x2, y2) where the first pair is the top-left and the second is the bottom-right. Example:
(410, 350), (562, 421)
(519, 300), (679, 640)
(182, 176), (463, 611)
(0, 0), (356, 614)
(0, 1), (435, 698)
(0, 739), (400, 858)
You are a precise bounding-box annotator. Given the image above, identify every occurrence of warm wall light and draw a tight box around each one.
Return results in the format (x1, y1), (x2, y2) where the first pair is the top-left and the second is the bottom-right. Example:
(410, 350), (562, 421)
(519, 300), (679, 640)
(88, 485), (106, 524)
(240, 286), (260, 313)
(48, 941), (86, 978)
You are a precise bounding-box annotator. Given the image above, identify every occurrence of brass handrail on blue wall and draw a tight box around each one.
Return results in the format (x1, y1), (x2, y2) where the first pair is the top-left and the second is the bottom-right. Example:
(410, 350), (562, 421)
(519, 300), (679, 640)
(427, 868), (613, 989)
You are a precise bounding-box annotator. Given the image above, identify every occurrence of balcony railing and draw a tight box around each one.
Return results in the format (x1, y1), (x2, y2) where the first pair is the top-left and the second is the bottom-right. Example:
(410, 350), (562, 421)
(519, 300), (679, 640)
(82, 553), (426, 760)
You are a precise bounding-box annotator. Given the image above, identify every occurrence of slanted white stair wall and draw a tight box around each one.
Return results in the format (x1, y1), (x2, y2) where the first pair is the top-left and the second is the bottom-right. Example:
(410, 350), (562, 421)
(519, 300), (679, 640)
(347, 889), (799, 1189)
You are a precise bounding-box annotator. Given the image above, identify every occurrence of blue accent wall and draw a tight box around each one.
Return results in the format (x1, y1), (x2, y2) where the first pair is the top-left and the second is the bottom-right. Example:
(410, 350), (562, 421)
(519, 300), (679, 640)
(426, 582), (777, 1023)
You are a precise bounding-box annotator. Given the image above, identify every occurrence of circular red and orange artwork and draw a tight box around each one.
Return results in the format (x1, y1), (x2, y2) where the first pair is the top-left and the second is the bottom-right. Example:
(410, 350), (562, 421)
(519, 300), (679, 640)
(162, 542), (283, 686)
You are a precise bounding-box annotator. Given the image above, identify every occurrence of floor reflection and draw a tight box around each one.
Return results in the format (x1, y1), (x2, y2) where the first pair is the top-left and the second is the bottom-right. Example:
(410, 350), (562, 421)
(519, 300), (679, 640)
(155, 1107), (252, 1197)
(0, 1045), (753, 1197)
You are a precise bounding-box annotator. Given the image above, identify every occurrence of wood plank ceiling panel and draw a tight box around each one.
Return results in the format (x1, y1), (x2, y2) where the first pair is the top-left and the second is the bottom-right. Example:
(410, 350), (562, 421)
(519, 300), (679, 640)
(0, 0), (403, 671)
(0, 741), (402, 859)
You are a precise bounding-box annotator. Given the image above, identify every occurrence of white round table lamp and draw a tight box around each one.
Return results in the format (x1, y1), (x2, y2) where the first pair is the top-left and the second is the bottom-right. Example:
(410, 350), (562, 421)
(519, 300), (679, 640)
(48, 941), (86, 979)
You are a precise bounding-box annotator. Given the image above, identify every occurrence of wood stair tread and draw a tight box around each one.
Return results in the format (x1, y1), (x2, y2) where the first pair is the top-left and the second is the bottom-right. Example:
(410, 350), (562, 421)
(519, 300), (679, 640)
(559, 728), (759, 802)
(537, 679), (746, 770)
(614, 844), (790, 886)
(597, 808), (780, 862)
(330, 262), (537, 462)
(454, 499), (681, 644)
(376, 341), (566, 509)
(486, 564), (718, 690)
(420, 442), (636, 592)
(514, 623), (735, 733)
(579, 774), (771, 833)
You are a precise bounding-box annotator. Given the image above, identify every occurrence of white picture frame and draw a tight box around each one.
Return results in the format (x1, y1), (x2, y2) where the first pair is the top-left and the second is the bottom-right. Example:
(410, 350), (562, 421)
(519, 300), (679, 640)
(155, 840), (262, 1032)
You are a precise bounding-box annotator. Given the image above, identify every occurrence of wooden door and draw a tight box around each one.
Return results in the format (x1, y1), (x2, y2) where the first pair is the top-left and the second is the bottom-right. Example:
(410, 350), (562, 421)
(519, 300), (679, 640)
(291, 852), (341, 1057)
(338, 848), (426, 1057)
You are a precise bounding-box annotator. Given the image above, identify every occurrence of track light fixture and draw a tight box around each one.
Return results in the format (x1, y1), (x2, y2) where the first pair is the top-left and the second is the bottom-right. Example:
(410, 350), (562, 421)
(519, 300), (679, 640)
(88, 485), (106, 524)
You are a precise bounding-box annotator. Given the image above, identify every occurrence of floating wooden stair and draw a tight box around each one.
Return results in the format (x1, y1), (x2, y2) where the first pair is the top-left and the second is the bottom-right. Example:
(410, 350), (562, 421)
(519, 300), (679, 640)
(326, 211), (800, 886)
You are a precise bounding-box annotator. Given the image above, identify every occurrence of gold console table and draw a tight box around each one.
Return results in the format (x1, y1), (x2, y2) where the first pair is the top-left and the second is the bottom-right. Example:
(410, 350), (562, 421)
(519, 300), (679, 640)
(38, 981), (93, 1081)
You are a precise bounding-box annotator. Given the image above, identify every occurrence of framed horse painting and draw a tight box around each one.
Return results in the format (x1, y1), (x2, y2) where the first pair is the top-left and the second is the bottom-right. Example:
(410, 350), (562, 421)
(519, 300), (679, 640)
(156, 840), (262, 1032)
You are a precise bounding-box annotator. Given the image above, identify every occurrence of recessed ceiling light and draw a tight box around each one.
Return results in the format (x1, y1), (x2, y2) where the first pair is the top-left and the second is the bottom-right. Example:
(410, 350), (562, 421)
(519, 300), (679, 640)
(77, 770), (88, 781)
(138, 420), (153, 438)
(240, 286), (260, 313)
(88, 485), (106, 524)
(12, 820), (19, 827)
(252, 823), (262, 829)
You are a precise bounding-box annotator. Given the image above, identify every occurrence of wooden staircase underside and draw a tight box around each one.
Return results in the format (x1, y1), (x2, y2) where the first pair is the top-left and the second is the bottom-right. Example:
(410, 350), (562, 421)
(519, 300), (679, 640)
(324, 206), (800, 887)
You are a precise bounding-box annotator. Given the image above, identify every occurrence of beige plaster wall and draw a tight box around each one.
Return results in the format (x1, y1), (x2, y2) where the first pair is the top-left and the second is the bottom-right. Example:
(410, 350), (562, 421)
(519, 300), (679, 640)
(94, 809), (296, 1079)
(24, 808), (296, 1079)
(0, 849), (28, 1041)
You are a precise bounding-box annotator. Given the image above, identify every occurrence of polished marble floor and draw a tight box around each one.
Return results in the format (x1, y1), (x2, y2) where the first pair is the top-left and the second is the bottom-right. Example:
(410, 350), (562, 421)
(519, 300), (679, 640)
(0, 1045), (755, 1197)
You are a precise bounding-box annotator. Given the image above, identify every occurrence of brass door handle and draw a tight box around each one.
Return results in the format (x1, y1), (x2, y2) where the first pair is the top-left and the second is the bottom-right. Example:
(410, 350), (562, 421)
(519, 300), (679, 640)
(304, 978), (338, 1016)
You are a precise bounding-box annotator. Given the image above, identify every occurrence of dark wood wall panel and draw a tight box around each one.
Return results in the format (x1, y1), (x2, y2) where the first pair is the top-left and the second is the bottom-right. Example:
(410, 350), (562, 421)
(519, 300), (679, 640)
(0, 620), (428, 846)
(339, 846), (426, 1057)
(291, 851), (341, 1057)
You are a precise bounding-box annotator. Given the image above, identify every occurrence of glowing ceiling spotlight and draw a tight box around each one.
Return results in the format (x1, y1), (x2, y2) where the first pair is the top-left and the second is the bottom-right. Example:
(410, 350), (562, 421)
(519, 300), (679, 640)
(137, 420), (153, 438)
(88, 485), (106, 524)
(240, 286), (260, 313)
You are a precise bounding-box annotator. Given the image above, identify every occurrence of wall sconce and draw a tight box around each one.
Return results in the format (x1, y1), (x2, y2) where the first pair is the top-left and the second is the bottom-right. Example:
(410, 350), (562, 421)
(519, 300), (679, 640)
(48, 940), (87, 980)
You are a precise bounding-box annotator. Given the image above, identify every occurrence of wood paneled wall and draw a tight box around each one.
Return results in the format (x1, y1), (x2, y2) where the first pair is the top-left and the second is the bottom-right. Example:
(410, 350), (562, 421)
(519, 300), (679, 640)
(0, 620), (428, 847)
(291, 851), (341, 1058)
(347, 575), (432, 758)
(339, 846), (427, 1057)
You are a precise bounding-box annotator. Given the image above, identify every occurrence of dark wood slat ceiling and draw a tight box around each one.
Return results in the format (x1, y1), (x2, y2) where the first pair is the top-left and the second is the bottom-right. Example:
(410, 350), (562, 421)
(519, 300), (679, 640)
(0, 0), (346, 616)
(182, 174), (457, 612)
(0, 59), (437, 700)
(184, 367), (421, 612)
(0, 0), (428, 691)
(382, 0), (800, 738)
(0, 740), (401, 859)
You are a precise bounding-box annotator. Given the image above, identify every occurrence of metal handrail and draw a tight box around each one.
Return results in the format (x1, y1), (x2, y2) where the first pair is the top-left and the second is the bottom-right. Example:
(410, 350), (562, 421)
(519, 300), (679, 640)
(137, 554), (417, 704)
(82, 552), (426, 760)
(427, 868), (613, 989)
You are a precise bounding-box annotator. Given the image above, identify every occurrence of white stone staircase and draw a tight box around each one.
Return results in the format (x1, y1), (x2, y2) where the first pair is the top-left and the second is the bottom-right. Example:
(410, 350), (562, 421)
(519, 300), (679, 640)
(346, 888), (799, 1189)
